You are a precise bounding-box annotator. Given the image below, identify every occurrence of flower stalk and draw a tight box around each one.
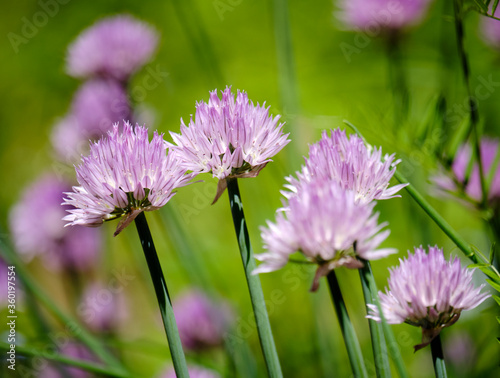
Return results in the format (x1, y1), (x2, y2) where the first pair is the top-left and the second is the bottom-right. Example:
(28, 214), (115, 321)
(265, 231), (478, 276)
(226, 178), (283, 378)
(134, 211), (189, 378)
(358, 262), (391, 378)
(326, 270), (368, 378)
(430, 334), (447, 378)
(359, 260), (409, 378)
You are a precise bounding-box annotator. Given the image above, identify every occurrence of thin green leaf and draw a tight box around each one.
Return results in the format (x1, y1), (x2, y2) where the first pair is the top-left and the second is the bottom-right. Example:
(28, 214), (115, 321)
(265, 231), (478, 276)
(486, 278), (500, 292)
(473, 0), (489, 11)
(493, 295), (500, 306)
(489, 243), (496, 265)
(468, 263), (499, 280)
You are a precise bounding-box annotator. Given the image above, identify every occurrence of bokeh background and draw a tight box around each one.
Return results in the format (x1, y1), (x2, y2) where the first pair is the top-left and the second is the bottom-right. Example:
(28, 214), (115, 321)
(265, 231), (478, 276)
(1, 0), (499, 377)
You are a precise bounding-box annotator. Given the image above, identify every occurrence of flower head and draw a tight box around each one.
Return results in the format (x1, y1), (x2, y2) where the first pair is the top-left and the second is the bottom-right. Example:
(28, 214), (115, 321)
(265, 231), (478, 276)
(174, 290), (233, 351)
(169, 87), (290, 202)
(284, 129), (406, 204)
(66, 15), (159, 81)
(337, 0), (433, 32)
(9, 174), (101, 271)
(367, 246), (490, 350)
(431, 137), (500, 206)
(63, 121), (192, 235)
(51, 79), (131, 162)
(255, 179), (396, 291)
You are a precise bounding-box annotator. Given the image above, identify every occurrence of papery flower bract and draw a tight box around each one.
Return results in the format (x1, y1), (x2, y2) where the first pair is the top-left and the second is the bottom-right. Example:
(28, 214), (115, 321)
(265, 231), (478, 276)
(63, 121), (192, 235)
(51, 79), (131, 162)
(284, 129), (406, 204)
(9, 174), (101, 271)
(337, 0), (433, 31)
(79, 282), (128, 333)
(367, 246), (490, 350)
(255, 179), (396, 290)
(174, 290), (233, 351)
(168, 87), (290, 202)
(431, 137), (500, 205)
(66, 15), (159, 81)
(159, 365), (221, 378)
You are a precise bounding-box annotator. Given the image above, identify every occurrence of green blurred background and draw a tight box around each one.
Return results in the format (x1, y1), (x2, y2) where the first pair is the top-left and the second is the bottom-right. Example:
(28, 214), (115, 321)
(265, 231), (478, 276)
(1, 0), (499, 377)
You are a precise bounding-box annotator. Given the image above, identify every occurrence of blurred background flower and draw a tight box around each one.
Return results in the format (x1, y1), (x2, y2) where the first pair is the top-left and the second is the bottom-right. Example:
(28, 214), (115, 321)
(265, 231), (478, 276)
(174, 289), (233, 352)
(9, 173), (101, 272)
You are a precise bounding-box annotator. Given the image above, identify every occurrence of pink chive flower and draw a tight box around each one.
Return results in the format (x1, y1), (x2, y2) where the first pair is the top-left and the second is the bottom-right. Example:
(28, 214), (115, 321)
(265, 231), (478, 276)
(168, 87), (290, 203)
(159, 365), (221, 378)
(63, 121), (192, 235)
(66, 15), (159, 81)
(336, 0), (433, 31)
(431, 137), (500, 205)
(174, 290), (233, 351)
(51, 79), (131, 162)
(284, 129), (406, 205)
(367, 246), (490, 350)
(78, 282), (128, 333)
(9, 174), (101, 271)
(255, 179), (396, 291)
(39, 343), (96, 378)
(480, 8), (500, 49)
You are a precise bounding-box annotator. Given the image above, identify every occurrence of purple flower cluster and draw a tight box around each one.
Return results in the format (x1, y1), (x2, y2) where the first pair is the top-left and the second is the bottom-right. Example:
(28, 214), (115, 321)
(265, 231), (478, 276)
(337, 0), (433, 32)
(284, 129), (406, 204)
(52, 15), (158, 163)
(174, 290), (233, 351)
(9, 174), (101, 271)
(432, 137), (500, 206)
(169, 87), (290, 202)
(367, 246), (490, 350)
(63, 121), (192, 235)
(66, 15), (159, 81)
(255, 128), (403, 290)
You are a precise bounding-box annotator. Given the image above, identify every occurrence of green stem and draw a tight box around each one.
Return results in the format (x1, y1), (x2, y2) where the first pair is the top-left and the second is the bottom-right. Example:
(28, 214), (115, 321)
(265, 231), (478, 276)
(326, 270), (368, 378)
(452, 0), (488, 207)
(393, 171), (479, 264)
(358, 263), (391, 378)
(133, 212), (189, 378)
(226, 178), (283, 378)
(360, 261), (409, 378)
(0, 342), (129, 377)
(0, 235), (127, 375)
(430, 335), (447, 378)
